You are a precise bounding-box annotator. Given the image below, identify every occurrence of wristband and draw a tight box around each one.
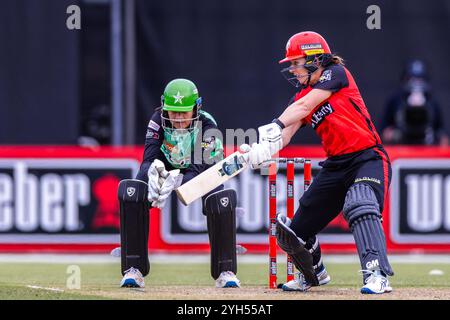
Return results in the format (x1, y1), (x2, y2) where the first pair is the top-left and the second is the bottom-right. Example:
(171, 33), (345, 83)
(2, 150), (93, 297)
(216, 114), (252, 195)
(272, 118), (286, 130)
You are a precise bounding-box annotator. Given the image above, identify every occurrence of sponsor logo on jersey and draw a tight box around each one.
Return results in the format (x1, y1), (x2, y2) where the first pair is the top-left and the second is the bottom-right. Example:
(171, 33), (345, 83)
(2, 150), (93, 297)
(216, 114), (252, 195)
(146, 130), (159, 140)
(163, 141), (175, 152)
(201, 136), (216, 150)
(311, 103), (334, 129)
(148, 120), (160, 131)
(319, 69), (332, 83)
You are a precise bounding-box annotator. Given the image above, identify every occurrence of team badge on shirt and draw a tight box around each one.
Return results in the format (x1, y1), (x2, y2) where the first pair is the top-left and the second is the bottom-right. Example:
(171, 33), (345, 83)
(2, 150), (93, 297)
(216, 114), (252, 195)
(146, 130), (159, 139)
(201, 136), (216, 150)
(319, 70), (332, 83)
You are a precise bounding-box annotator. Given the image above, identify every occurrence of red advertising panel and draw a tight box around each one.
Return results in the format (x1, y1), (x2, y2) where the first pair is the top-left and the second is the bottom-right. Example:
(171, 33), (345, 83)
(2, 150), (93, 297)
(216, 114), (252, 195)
(0, 145), (449, 253)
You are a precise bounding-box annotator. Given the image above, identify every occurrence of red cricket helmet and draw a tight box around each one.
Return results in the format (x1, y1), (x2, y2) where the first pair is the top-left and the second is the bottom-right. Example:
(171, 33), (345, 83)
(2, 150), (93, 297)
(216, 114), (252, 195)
(279, 31), (331, 64)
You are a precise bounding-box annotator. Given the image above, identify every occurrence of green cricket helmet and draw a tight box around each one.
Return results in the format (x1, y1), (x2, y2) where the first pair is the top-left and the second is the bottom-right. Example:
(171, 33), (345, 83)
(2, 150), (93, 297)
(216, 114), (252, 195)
(159, 79), (202, 168)
(161, 78), (202, 112)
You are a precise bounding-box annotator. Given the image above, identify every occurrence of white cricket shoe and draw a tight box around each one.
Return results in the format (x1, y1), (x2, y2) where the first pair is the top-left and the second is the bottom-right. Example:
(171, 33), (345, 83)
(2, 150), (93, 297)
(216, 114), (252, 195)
(215, 271), (241, 288)
(360, 270), (392, 294)
(120, 267), (145, 288)
(282, 267), (331, 292)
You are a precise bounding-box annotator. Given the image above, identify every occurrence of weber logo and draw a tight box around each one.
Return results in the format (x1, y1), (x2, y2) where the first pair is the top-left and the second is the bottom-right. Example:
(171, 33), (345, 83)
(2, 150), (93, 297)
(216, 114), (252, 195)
(391, 159), (450, 244)
(311, 103), (334, 129)
(0, 159), (138, 235)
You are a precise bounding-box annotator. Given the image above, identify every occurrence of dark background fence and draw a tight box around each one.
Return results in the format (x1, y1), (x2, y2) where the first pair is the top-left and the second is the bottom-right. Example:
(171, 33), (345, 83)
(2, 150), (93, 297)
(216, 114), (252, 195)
(1, 0), (449, 145)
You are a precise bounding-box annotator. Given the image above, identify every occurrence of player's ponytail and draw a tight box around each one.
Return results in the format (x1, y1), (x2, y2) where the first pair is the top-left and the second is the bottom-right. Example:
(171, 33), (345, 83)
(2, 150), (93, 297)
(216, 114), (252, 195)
(331, 54), (345, 65)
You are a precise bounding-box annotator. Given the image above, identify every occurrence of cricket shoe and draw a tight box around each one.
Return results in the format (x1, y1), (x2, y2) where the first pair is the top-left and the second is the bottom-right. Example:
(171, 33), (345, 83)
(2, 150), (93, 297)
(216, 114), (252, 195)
(215, 271), (241, 288)
(120, 267), (145, 288)
(360, 270), (392, 294)
(282, 267), (331, 292)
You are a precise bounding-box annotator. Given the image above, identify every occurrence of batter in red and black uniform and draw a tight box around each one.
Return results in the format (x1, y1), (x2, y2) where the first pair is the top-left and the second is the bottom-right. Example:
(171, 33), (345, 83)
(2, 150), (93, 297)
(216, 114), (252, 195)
(240, 31), (394, 294)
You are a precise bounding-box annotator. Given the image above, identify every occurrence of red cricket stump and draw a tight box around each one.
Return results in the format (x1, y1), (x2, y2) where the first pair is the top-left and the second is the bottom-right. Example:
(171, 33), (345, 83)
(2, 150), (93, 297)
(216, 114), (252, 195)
(268, 162), (277, 289)
(267, 158), (312, 289)
(286, 160), (295, 282)
(304, 159), (312, 191)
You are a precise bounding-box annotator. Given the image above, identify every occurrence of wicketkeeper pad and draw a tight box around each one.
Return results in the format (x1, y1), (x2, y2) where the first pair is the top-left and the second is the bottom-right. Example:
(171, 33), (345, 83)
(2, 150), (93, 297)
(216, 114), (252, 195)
(118, 179), (150, 276)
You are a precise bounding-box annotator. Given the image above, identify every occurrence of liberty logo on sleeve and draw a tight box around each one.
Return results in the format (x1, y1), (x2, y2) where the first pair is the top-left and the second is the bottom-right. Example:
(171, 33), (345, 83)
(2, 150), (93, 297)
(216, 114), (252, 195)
(311, 103), (334, 129)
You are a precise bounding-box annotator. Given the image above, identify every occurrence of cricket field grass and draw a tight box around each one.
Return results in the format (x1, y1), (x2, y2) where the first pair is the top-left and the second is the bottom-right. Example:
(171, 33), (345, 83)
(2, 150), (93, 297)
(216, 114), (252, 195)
(0, 258), (449, 300)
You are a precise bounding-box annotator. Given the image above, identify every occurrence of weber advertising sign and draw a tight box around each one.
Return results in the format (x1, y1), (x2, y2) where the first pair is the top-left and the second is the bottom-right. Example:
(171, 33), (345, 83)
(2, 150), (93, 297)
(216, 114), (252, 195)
(1, 146), (450, 253)
(0, 158), (139, 243)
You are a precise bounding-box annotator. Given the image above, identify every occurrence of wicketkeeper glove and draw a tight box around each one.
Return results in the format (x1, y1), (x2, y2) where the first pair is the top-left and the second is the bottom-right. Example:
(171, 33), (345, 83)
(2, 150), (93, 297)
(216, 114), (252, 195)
(147, 159), (166, 203)
(152, 169), (183, 209)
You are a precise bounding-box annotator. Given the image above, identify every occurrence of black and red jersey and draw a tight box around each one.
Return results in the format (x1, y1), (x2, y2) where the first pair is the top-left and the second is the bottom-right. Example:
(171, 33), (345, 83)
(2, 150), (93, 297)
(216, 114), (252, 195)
(294, 64), (382, 157)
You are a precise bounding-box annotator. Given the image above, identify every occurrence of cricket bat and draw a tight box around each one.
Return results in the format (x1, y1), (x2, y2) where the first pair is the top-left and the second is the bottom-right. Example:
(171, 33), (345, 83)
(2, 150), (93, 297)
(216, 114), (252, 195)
(175, 151), (248, 206)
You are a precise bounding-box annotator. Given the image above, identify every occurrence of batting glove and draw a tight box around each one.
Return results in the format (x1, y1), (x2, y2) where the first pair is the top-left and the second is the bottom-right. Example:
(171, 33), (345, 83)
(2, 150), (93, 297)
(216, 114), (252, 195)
(239, 142), (272, 169)
(258, 122), (283, 156)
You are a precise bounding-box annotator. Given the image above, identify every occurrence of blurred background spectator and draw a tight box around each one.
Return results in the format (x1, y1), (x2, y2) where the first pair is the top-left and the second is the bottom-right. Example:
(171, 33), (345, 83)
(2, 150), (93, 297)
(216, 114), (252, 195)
(380, 59), (449, 146)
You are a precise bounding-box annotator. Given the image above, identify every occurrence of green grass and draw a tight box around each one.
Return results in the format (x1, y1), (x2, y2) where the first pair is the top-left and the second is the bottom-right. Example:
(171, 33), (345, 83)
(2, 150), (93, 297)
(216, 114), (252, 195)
(0, 262), (449, 299)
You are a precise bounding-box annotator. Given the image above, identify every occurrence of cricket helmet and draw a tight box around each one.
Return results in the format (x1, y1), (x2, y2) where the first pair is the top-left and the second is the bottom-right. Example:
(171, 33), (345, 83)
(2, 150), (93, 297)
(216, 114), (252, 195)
(161, 78), (202, 112)
(279, 31), (331, 64)
(279, 31), (333, 88)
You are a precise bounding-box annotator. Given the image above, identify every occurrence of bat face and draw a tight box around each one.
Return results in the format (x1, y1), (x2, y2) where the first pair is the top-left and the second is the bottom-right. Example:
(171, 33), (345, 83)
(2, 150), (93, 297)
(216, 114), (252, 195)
(219, 155), (245, 176)
(175, 151), (248, 206)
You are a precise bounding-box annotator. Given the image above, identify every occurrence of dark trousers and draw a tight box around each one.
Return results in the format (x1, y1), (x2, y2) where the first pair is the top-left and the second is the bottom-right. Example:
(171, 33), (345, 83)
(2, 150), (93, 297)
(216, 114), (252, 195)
(291, 145), (392, 241)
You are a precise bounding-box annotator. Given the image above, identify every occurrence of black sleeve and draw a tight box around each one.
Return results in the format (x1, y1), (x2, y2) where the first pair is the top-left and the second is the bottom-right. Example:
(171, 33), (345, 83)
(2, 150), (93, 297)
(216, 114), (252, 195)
(181, 114), (224, 184)
(135, 111), (164, 182)
(312, 64), (349, 93)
